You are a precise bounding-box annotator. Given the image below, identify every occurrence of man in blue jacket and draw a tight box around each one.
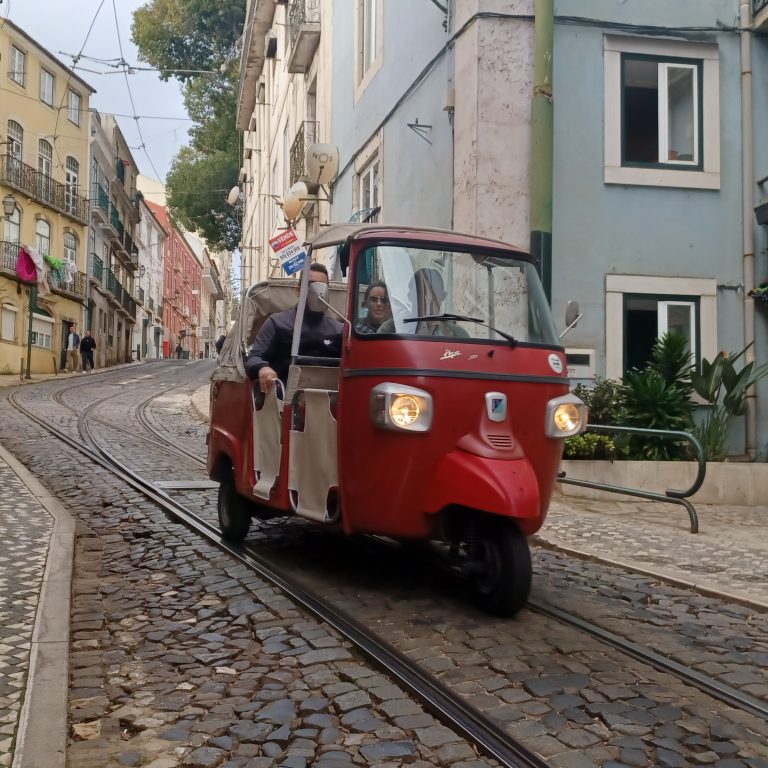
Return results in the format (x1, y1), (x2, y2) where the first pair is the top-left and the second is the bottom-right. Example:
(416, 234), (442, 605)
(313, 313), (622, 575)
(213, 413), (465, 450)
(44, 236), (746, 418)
(245, 263), (342, 393)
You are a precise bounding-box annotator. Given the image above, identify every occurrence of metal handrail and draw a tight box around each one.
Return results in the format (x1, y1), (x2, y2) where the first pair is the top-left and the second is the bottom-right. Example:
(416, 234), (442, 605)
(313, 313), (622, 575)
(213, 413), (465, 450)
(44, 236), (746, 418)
(558, 425), (705, 533)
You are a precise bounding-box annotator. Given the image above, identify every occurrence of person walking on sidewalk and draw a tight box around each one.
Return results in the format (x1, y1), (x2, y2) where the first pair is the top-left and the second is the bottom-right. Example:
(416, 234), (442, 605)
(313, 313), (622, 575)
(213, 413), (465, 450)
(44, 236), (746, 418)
(79, 330), (96, 373)
(65, 324), (80, 373)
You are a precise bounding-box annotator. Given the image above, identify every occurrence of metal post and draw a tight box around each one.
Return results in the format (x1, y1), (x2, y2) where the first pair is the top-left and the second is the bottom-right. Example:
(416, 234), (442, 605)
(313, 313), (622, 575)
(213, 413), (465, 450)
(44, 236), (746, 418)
(530, 0), (554, 303)
(25, 285), (36, 379)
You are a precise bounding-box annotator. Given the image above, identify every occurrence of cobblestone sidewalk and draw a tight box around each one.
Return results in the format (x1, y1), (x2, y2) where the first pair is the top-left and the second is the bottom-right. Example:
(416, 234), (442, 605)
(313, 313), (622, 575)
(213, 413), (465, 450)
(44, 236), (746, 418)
(0, 456), (53, 766)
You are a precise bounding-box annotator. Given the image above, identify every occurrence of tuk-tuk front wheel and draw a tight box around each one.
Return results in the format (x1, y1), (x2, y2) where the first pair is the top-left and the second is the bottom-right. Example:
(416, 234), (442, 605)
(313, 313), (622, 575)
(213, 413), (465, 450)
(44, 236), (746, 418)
(469, 518), (531, 617)
(217, 475), (252, 542)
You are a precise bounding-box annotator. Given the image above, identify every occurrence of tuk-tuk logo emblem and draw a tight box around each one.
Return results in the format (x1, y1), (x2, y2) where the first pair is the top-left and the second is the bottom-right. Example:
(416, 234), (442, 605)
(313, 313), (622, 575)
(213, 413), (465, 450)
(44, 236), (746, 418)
(485, 392), (507, 422)
(440, 349), (461, 360)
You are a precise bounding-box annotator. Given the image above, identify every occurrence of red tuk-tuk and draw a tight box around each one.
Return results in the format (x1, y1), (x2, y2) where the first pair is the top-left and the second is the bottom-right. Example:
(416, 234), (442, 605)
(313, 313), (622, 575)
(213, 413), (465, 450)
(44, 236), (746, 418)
(207, 224), (586, 615)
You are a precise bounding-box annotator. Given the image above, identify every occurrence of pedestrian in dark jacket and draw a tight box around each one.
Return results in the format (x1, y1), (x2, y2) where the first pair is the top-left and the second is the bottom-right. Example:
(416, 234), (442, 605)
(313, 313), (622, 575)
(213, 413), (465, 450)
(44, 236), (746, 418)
(245, 263), (342, 392)
(79, 330), (96, 372)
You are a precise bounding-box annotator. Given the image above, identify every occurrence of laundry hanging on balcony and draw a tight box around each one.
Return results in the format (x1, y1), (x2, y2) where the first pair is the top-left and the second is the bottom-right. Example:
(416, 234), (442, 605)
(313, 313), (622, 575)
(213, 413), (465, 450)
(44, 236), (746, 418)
(17, 245), (51, 296)
(15, 246), (37, 283)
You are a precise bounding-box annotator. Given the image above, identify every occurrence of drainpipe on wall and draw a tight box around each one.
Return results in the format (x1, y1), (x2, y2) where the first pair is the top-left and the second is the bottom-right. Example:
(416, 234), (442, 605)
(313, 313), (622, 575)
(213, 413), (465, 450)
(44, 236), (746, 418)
(740, 0), (757, 459)
(530, 0), (554, 302)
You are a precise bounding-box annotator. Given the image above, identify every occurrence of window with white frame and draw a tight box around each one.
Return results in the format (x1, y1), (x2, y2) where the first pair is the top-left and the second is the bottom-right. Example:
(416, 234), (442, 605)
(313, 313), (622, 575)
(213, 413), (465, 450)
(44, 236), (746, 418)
(1, 304), (16, 342)
(38, 139), (53, 176)
(40, 69), (54, 106)
(31, 314), (53, 349)
(35, 219), (51, 255)
(605, 275), (717, 380)
(359, 0), (379, 81)
(604, 36), (719, 190)
(7, 120), (23, 160)
(64, 232), (77, 263)
(67, 89), (81, 125)
(10, 46), (25, 86)
(357, 155), (379, 217)
(3, 205), (20, 244)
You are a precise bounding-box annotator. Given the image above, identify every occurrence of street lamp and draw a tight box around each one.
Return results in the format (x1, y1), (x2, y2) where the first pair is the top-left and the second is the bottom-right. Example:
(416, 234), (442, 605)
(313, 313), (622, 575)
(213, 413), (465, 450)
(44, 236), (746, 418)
(3, 193), (15, 219)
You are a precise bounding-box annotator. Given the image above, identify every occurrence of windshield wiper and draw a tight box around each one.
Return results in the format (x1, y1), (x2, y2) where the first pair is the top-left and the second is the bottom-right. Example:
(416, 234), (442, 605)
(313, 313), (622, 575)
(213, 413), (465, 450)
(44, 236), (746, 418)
(403, 313), (517, 344)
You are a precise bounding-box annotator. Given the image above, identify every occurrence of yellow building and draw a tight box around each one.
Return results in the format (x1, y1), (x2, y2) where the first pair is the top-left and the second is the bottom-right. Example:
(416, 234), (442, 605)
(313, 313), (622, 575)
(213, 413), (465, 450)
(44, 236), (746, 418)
(1, 19), (94, 375)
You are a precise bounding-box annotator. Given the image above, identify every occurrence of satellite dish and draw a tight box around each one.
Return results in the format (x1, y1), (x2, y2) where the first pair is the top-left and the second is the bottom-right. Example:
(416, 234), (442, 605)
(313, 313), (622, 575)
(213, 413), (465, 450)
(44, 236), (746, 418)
(282, 181), (309, 221)
(226, 185), (241, 206)
(306, 143), (339, 185)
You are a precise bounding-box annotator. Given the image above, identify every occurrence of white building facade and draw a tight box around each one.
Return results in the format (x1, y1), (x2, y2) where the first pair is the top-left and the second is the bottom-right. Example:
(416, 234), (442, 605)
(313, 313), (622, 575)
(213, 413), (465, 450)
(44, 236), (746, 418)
(133, 198), (166, 359)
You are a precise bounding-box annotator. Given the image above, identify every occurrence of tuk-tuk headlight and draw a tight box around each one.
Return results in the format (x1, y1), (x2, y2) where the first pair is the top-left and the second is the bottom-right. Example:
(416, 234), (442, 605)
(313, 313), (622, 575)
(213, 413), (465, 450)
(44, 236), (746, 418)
(371, 383), (432, 433)
(545, 394), (588, 438)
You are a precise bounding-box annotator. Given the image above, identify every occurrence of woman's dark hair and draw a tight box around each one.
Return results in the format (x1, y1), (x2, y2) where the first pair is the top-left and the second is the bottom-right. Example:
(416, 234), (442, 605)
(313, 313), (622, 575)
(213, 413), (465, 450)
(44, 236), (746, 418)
(363, 281), (388, 302)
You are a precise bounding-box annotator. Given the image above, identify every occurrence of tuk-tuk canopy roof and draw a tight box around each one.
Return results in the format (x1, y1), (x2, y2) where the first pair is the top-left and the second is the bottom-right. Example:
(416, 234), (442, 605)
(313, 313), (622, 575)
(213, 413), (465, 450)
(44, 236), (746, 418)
(307, 223), (531, 258)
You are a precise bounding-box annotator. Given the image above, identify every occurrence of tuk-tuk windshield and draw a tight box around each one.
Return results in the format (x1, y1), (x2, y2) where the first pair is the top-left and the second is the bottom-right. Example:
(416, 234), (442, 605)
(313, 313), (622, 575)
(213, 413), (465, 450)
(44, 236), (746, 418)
(354, 244), (559, 345)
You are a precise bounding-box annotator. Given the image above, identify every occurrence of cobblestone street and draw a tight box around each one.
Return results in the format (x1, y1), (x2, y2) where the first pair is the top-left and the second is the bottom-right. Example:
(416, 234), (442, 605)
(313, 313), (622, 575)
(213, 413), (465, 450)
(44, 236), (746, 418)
(1, 363), (768, 768)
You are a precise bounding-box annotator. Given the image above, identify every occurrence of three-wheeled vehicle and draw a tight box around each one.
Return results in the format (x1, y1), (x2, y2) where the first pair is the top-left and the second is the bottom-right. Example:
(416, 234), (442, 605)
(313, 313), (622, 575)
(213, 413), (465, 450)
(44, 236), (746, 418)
(207, 224), (586, 615)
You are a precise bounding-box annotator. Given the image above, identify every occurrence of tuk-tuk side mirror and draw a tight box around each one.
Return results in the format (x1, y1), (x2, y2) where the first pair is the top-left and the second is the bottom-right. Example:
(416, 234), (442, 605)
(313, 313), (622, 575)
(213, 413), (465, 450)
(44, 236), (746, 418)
(560, 300), (582, 339)
(307, 281), (329, 313)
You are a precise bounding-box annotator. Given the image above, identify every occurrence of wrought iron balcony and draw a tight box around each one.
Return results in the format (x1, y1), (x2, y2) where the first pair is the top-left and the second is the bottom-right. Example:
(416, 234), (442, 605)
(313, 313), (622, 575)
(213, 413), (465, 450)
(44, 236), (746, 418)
(89, 252), (104, 284)
(92, 183), (109, 221)
(48, 266), (87, 300)
(1, 154), (88, 223)
(290, 121), (319, 186)
(0, 241), (20, 277)
(288, 0), (321, 74)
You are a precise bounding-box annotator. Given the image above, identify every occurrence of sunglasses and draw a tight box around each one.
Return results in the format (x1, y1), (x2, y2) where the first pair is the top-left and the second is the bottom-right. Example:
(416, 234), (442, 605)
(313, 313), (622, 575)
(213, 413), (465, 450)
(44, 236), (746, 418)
(368, 296), (389, 304)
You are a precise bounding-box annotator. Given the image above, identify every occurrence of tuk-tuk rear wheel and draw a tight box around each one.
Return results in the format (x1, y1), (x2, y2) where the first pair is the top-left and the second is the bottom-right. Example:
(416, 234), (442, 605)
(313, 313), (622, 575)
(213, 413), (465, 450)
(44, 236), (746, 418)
(217, 476), (252, 542)
(470, 518), (531, 617)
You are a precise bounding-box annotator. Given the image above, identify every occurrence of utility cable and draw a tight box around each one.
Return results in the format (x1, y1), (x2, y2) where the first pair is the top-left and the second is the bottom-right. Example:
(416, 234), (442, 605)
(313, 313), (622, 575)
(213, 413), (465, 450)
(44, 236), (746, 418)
(111, 0), (163, 181)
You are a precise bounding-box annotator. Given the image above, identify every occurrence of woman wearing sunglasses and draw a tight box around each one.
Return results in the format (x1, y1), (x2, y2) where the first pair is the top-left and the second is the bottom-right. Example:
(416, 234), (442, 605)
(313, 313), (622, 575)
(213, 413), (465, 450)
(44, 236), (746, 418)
(356, 281), (391, 334)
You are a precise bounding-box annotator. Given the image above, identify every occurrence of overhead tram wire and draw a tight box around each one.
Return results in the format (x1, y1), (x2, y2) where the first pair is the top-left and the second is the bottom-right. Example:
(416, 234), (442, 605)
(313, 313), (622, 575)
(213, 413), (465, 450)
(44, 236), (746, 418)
(50, 0), (107, 173)
(111, 0), (163, 182)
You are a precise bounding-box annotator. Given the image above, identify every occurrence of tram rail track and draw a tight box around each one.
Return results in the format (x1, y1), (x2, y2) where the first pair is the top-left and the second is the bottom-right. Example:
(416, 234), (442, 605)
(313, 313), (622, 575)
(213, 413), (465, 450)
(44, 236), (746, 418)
(6, 371), (768, 765)
(8, 384), (547, 768)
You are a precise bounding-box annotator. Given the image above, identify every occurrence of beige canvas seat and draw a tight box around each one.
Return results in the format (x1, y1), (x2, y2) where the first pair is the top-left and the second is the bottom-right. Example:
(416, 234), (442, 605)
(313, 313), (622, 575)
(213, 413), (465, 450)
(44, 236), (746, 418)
(212, 278), (347, 503)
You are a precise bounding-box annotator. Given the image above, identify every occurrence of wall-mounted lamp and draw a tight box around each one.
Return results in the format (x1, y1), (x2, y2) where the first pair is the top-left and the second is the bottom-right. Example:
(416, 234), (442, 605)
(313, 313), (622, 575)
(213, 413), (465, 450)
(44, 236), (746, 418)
(138, 265), (146, 278)
(3, 193), (16, 219)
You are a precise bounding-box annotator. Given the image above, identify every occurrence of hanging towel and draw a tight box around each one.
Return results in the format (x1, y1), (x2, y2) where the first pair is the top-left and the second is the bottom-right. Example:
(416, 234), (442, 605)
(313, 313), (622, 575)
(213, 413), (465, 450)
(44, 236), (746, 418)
(15, 247), (37, 283)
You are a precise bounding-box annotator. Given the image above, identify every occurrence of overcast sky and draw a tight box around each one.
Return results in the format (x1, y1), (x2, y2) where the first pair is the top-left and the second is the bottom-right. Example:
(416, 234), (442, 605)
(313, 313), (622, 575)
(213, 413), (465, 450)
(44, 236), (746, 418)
(5, 0), (191, 185)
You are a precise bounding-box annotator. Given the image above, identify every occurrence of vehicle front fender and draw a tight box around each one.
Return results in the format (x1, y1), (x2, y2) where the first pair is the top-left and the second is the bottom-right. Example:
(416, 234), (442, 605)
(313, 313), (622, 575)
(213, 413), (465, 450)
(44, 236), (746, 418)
(424, 450), (543, 534)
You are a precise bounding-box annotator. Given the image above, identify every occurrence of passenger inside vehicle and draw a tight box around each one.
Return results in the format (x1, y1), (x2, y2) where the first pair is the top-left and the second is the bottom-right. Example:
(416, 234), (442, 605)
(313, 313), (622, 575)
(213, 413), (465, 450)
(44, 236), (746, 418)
(356, 281), (391, 334)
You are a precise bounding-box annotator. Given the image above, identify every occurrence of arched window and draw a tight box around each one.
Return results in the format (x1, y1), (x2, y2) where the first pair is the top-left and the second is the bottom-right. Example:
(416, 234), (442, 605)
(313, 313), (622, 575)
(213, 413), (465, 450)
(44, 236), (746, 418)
(38, 139), (52, 176)
(35, 219), (50, 256)
(63, 232), (77, 263)
(65, 156), (79, 214)
(7, 120), (23, 160)
(2, 205), (20, 245)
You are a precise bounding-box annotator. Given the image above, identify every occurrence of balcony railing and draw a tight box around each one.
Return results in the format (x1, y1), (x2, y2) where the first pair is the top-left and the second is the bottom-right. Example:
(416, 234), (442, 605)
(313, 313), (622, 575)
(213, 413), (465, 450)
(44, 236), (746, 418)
(93, 183), (109, 219)
(202, 267), (223, 298)
(1, 154), (88, 223)
(0, 241), (20, 276)
(89, 252), (104, 283)
(48, 266), (87, 299)
(288, 0), (321, 74)
(290, 120), (319, 186)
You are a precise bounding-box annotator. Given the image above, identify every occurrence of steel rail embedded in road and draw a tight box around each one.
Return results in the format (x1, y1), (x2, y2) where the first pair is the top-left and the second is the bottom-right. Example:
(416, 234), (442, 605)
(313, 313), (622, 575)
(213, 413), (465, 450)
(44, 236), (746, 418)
(8, 387), (549, 768)
(527, 599), (768, 722)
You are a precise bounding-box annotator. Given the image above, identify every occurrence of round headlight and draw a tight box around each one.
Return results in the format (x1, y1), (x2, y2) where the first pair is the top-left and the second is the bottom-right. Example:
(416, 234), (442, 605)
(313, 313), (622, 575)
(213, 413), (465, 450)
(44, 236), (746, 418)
(390, 395), (420, 427)
(553, 403), (581, 433)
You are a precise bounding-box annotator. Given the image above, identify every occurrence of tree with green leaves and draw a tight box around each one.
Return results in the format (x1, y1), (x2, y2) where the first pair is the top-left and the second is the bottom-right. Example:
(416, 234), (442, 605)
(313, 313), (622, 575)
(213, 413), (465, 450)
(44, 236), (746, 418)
(132, 0), (245, 250)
